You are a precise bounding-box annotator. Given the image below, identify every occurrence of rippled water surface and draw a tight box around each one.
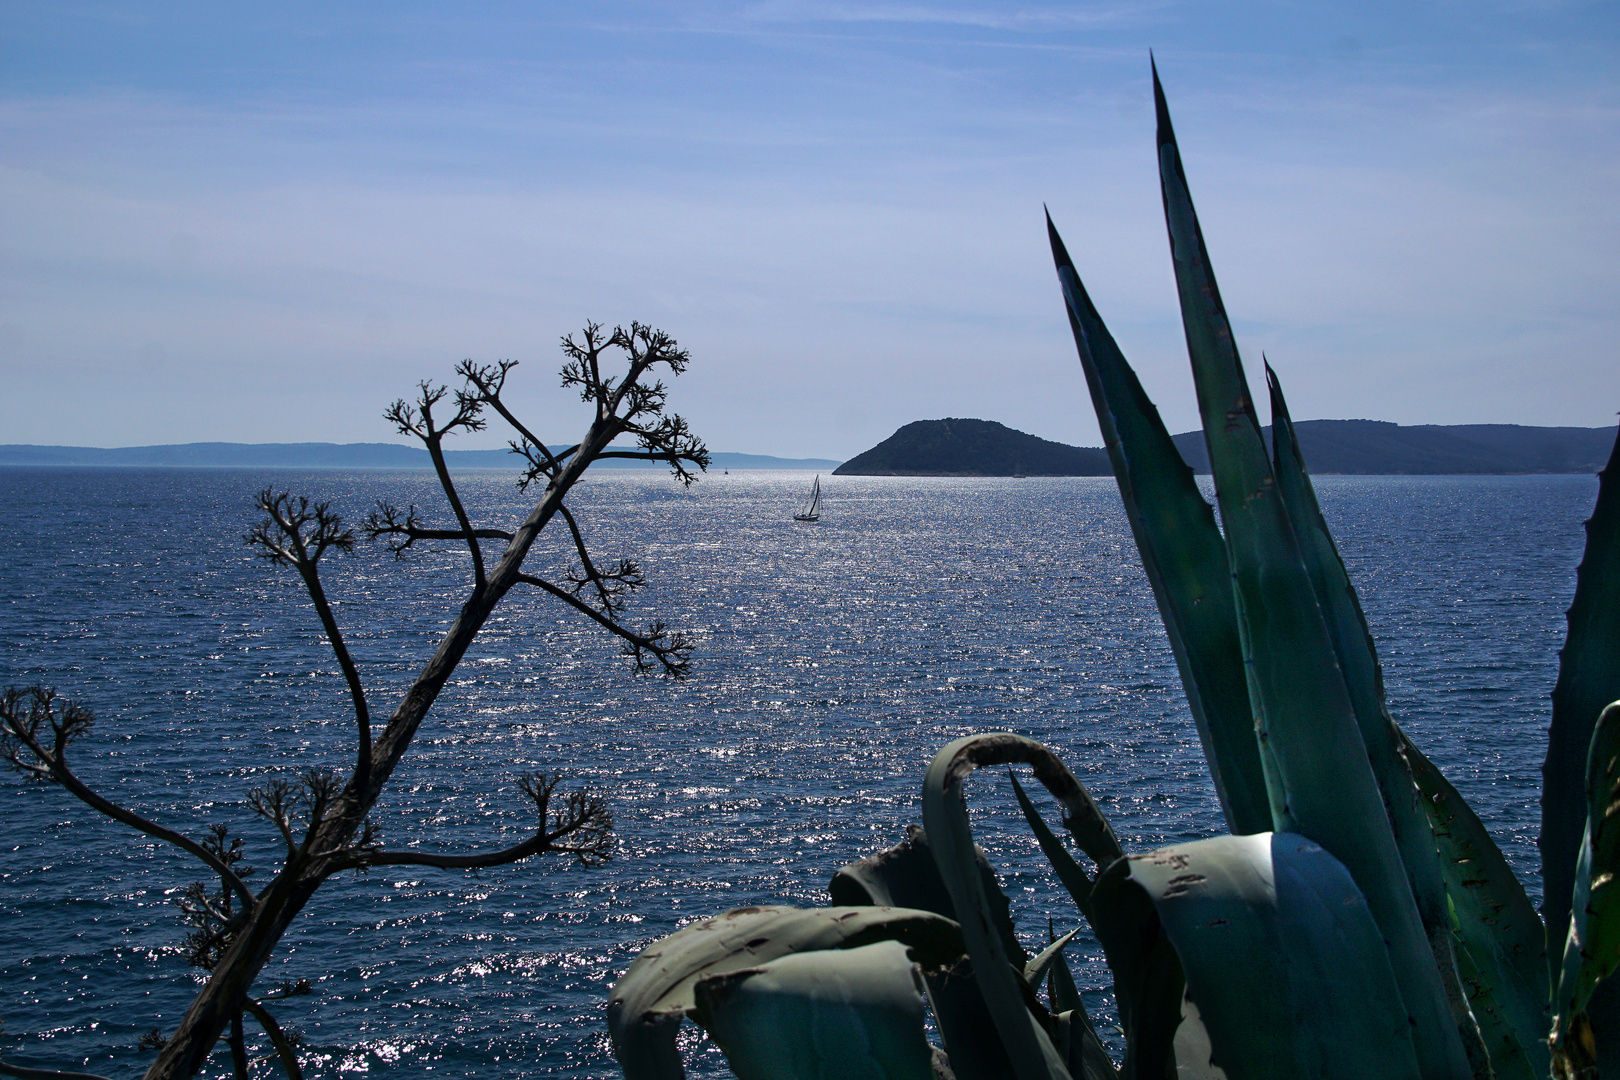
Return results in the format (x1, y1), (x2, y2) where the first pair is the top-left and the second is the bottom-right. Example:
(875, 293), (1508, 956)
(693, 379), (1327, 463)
(0, 467), (1600, 1077)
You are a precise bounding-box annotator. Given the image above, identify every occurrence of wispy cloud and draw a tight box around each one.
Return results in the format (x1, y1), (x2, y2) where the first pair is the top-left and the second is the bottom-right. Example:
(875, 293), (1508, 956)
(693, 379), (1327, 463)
(2, 2), (1616, 454)
(738, 0), (1171, 32)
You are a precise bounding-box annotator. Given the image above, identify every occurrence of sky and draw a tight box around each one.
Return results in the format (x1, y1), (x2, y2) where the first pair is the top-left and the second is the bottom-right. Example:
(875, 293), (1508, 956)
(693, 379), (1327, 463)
(2, 2), (1617, 460)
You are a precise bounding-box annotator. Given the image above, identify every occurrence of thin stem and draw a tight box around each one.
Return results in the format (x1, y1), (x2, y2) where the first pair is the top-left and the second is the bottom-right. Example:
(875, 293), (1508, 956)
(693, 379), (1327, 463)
(293, 561), (371, 786)
(0, 1061), (115, 1080)
(3, 720), (254, 908)
(241, 998), (304, 1080)
(514, 573), (688, 676)
(553, 504), (614, 610)
(424, 434), (487, 588)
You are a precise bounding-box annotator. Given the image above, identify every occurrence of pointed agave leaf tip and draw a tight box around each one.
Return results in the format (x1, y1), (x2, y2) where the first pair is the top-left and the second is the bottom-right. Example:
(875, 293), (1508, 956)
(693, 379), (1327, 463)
(1046, 212), (1075, 272)
(1153, 59), (1175, 148)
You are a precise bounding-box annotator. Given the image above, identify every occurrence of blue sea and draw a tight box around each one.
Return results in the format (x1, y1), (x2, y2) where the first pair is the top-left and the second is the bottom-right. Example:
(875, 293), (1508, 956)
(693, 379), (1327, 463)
(0, 467), (1599, 1077)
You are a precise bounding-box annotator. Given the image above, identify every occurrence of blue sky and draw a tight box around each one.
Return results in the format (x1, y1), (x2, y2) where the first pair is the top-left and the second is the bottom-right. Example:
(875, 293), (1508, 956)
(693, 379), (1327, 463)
(2, 2), (1617, 458)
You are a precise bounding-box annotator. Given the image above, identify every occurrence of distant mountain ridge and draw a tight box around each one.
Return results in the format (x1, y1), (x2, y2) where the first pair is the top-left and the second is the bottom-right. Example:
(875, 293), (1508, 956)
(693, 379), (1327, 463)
(835, 418), (1617, 476)
(1170, 420), (1616, 475)
(0, 442), (838, 471)
(835, 419), (1110, 476)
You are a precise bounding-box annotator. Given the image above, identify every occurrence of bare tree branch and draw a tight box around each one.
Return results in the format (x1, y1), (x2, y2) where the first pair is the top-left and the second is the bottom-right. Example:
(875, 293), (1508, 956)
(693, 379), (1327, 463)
(0, 1059), (115, 1080)
(553, 503), (646, 617)
(0, 688), (256, 908)
(457, 360), (567, 482)
(9, 320), (701, 1080)
(384, 382), (490, 588)
(246, 781), (298, 859)
(241, 999), (304, 1080)
(361, 501), (513, 557)
(513, 573), (691, 676)
(244, 491), (372, 784)
(332, 772), (612, 872)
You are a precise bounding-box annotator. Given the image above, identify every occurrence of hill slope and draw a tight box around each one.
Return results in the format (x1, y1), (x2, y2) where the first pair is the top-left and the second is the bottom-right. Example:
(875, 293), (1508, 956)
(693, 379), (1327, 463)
(836, 418), (1617, 477)
(833, 419), (1111, 476)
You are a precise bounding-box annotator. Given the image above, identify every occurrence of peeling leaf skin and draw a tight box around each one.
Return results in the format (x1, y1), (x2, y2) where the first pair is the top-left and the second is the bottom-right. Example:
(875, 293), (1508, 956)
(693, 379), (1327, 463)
(607, 905), (964, 1080)
(692, 940), (937, 1080)
(1127, 832), (1423, 1079)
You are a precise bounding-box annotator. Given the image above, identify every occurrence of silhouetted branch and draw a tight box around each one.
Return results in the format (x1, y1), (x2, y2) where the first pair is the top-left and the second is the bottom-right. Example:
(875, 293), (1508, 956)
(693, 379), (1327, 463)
(458, 359), (567, 482)
(513, 575), (691, 677)
(384, 382), (489, 587)
(553, 504), (645, 617)
(0, 687), (256, 908)
(246, 780), (298, 858)
(245, 491), (371, 783)
(557, 322), (708, 485)
(361, 501), (514, 558)
(241, 998), (304, 1080)
(333, 772), (612, 871)
(175, 825), (254, 973)
(8, 319), (700, 1080)
(0, 1058), (115, 1080)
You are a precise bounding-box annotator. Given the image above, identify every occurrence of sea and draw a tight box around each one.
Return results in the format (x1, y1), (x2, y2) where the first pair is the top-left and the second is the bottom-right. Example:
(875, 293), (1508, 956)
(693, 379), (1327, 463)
(0, 466), (1600, 1078)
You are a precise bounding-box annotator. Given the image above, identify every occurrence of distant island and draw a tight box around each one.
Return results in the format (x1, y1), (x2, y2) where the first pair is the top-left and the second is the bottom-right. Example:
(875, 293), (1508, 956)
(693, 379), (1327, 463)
(0, 443), (839, 471)
(835, 418), (1617, 476)
(835, 419), (1110, 476)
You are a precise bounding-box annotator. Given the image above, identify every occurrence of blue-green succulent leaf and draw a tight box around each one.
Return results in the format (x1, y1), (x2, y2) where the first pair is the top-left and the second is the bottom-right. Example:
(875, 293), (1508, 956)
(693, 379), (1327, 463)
(1127, 831), (1423, 1078)
(1543, 427), (1620, 973)
(1046, 212), (1268, 837)
(692, 940), (936, 1080)
(608, 905), (964, 1080)
(1152, 62), (1471, 1079)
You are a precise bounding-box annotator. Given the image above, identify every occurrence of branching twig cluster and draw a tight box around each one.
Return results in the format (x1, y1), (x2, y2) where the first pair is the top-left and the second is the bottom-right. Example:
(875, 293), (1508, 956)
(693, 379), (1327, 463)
(0, 322), (704, 1080)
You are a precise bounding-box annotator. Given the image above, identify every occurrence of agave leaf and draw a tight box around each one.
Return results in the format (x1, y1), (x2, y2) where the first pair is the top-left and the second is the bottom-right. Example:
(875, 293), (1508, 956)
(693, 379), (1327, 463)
(1124, 831), (1423, 1078)
(1399, 727), (1550, 1079)
(1088, 854), (1185, 1078)
(1151, 63), (1471, 1079)
(1049, 1009), (1121, 1080)
(691, 939), (936, 1080)
(925, 733), (1123, 1080)
(830, 825), (1028, 965)
(1025, 927), (1085, 989)
(1543, 426), (1620, 975)
(1046, 213), (1268, 837)
(1045, 920), (1085, 1017)
(1009, 775), (1117, 1077)
(1552, 701), (1620, 1074)
(829, 829), (1029, 1080)
(1010, 771), (1095, 919)
(607, 905), (964, 1080)
(1267, 366), (1496, 1075)
(926, 734), (1178, 1078)
(1041, 920), (1118, 1080)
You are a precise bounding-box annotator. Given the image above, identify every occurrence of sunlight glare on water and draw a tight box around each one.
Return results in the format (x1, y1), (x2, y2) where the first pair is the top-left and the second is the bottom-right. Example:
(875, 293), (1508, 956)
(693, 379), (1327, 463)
(0, 467), (1597, 1077)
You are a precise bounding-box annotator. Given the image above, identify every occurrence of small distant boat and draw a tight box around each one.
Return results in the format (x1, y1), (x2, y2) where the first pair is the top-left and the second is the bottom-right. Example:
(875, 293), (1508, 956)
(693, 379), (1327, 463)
(793, 474), (823, 522)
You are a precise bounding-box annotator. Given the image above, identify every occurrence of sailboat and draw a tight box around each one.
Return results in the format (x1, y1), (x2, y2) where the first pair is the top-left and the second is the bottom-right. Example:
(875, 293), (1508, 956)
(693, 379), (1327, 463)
(793, 475), (823, 522)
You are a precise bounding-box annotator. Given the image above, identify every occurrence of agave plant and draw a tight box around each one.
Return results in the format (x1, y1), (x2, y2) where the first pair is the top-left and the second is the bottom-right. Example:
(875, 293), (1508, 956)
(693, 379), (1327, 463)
(606, 66), (1620, 1080)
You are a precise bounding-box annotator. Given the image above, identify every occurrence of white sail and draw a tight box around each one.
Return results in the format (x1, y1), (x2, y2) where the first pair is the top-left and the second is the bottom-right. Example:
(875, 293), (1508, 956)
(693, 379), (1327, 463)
(794, 475), (822, 521)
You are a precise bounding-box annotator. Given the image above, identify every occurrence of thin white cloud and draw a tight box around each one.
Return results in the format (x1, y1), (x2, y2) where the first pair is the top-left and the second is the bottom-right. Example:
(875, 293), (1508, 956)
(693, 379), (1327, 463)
(2, 3), (1617, 455)
(738, 0), (1171, 32)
